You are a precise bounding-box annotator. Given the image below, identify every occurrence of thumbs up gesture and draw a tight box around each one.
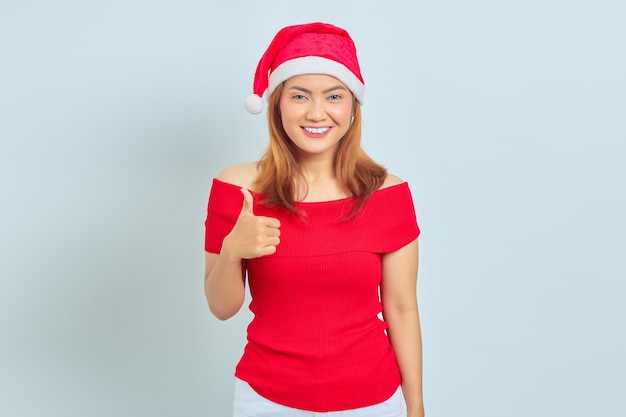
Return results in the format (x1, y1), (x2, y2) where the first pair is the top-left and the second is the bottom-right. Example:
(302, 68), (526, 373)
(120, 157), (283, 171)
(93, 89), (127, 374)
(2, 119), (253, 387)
(222, 188), (281, 259)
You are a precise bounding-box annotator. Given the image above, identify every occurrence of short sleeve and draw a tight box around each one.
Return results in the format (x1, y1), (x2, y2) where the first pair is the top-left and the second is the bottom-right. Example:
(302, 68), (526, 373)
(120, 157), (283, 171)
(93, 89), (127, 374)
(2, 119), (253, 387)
(359, 182), (420, 253)
(204, 179), (244, 253)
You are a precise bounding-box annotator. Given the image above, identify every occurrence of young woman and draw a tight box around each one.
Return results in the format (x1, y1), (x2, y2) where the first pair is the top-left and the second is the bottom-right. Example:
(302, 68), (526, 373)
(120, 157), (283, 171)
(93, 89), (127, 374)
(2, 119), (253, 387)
(204, 22), (424, 417)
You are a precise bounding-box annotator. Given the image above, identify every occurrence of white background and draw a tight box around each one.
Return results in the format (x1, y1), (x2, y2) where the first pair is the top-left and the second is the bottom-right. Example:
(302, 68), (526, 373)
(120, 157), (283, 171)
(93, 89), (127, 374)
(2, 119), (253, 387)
(1, 1), (624, 416)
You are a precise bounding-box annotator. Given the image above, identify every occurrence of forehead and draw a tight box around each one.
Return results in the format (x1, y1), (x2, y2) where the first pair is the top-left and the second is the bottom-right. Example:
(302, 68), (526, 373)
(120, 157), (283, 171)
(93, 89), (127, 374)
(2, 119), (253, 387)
(283, 74), (347, 90)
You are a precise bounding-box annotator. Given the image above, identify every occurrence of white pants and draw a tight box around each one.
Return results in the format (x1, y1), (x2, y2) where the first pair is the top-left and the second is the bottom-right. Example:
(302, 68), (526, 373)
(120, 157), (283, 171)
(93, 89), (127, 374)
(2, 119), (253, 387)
(233, 378), (406, 417)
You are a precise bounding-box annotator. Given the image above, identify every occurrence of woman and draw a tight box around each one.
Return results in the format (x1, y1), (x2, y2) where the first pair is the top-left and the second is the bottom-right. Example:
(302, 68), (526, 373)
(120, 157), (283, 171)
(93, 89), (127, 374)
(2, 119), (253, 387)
(204, 22), (424, 417)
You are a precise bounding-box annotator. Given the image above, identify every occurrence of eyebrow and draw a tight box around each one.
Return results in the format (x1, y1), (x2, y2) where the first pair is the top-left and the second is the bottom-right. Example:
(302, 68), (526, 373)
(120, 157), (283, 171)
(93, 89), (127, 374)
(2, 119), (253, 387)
(289, 85), (348, 94)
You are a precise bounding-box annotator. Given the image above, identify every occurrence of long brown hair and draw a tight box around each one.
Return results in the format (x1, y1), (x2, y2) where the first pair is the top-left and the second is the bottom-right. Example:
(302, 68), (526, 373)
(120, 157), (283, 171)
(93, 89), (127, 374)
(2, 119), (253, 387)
(254, 83), (387, 217)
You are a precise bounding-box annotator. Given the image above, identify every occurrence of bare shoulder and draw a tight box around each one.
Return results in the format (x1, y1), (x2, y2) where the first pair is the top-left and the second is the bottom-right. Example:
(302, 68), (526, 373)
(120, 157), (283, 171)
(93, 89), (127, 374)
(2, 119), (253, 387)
(217, 162), (259, 190)
(380, 173), (405, 190)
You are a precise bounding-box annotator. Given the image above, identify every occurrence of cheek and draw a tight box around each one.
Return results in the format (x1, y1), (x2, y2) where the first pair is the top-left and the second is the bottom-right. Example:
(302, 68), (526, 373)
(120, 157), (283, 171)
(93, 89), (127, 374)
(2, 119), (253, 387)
(278, 101), (292, 121)
(331, 105), (353, 124)
(280, 112), (293, 131)
(279, 109), (302, 133)
(278, 112), (299, 139)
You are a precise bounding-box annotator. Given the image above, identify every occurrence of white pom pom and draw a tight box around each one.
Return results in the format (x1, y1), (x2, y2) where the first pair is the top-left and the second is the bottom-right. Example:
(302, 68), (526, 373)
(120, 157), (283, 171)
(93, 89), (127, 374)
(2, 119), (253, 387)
(245, 94), (264, 114)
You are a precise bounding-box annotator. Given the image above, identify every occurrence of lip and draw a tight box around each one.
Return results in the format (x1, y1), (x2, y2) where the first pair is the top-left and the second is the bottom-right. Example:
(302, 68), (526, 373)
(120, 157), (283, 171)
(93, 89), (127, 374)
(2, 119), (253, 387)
(301, 126), (331, 138)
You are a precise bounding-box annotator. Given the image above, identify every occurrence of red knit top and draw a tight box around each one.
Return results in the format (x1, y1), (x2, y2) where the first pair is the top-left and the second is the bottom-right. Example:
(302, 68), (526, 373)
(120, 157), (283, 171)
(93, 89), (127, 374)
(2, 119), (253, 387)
(204, 178), (420, 412)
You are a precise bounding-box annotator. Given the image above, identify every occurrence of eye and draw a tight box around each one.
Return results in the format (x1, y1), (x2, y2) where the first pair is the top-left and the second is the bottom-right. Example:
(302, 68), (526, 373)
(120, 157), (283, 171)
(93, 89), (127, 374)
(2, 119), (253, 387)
(292, 94), (307, 101)
(328, 94), (342, 101)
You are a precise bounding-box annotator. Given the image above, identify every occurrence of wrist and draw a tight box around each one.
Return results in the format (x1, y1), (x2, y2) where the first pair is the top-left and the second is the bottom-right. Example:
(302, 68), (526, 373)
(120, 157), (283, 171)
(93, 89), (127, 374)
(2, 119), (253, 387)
(220, 236), (242, 263)
(407, 405), (425, 417)
(406, 400), (425, 417)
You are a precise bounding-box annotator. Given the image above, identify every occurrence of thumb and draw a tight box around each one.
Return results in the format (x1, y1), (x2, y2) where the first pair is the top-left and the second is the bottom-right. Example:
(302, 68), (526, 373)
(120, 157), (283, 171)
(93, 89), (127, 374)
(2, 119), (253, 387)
(240, 188), (254, 216)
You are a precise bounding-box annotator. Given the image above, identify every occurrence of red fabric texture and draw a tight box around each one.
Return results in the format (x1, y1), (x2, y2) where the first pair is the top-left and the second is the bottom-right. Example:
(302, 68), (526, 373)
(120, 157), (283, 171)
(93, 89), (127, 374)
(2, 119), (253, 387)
(204, 178), (420, 412)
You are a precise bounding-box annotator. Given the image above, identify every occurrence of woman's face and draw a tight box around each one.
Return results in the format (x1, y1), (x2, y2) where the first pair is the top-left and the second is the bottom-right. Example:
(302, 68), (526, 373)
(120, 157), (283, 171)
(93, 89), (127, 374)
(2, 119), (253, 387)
(279, 74), (354, 160)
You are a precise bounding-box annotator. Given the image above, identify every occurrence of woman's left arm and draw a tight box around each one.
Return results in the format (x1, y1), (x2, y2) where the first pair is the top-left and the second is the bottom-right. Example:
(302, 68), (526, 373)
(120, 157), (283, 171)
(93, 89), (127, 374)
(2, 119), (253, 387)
(382, 238), (424, 417)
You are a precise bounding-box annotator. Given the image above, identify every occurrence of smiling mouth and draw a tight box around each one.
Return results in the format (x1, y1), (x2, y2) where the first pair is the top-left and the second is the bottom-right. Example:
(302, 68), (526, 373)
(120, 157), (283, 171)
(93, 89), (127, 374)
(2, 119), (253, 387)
(303, 127), (330, 134)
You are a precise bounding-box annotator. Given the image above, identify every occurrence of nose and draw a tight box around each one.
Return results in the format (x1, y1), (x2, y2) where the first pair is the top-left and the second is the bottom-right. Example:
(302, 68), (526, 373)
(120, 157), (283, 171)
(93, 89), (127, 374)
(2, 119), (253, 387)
(306, 100), (327, 121)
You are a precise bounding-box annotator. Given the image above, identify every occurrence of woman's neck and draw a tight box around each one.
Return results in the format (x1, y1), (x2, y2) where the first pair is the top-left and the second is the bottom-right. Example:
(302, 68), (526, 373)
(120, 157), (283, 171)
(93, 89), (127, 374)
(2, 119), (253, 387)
(296, 157), (351, 202)
(299, 153), (335, 182)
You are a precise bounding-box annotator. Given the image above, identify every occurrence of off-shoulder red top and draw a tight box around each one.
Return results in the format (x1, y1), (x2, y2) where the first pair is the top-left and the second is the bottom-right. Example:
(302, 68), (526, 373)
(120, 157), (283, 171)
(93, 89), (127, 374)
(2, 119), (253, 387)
(205, 178), (420, 412)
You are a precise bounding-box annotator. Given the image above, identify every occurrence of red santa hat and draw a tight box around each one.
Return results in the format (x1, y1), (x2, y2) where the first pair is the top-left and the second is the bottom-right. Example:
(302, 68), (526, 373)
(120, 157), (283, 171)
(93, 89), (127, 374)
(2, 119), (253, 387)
(245, 22), (365, 114)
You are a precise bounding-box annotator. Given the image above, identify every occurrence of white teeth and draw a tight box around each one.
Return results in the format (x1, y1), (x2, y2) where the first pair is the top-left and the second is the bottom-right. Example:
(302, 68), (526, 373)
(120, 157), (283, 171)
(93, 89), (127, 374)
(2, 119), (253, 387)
(304, 127), (329, 134)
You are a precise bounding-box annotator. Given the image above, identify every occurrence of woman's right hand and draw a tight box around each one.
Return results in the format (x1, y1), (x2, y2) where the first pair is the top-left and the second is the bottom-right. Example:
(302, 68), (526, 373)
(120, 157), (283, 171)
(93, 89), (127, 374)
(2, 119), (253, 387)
(221, 188), (281, 259)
